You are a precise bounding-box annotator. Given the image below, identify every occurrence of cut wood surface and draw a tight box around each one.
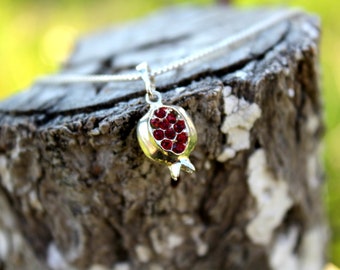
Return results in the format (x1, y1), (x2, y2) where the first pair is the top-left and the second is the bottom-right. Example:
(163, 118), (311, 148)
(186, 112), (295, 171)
(0, 6), (326, 270)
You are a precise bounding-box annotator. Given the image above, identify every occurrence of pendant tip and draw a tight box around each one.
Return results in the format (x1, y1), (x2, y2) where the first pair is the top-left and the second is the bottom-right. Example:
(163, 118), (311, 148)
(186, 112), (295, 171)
(169, 162), (181, 180)
(179, 157), (195, 174)
(168, 157), (195, 185)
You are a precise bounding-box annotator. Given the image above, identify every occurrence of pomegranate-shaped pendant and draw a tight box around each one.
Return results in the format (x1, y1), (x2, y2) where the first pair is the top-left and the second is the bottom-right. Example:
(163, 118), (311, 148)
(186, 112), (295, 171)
(136, 62), (197, 182)
(137, 103), (197, 181)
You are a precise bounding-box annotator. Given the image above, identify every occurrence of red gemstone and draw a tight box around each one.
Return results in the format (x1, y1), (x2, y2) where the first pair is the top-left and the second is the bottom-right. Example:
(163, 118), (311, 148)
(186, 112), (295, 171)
(167, 112), (177, 123)
(154, 107), (167, 118)
(172, 142), (186, 154)
(176, 132), (188, 143)
(161, 140), (172, 150)
(159, 119), (170, 130)
(174, 120), (186, 133)
(153, 130), (164, 140)
(165, 128), (176, 139)
(150, 118), (160, 128)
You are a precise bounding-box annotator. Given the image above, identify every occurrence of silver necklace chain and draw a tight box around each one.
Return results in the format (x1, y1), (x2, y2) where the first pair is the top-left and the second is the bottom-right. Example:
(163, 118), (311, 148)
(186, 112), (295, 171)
(36, 9), (302, 85)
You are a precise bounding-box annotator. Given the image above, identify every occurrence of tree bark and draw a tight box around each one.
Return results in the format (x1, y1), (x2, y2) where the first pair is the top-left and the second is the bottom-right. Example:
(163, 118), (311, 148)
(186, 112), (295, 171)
(0, 6), (326, 270)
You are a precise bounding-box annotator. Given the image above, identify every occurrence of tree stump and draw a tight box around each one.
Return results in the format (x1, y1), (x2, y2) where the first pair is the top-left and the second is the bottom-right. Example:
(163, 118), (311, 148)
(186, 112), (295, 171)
(0, 6), (326, 270)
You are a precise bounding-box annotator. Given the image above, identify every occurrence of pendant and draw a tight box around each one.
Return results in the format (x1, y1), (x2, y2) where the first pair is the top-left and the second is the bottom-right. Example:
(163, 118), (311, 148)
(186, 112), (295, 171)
(136, 63), (197, 182)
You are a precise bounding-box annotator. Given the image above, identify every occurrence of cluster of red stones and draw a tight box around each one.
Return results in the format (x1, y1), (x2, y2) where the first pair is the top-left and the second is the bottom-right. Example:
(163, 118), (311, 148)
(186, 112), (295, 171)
(150, 107), (188, 154)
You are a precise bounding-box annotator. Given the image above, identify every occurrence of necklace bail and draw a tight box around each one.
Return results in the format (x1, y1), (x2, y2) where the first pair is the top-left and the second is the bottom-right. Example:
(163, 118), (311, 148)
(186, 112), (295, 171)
(136, 62), (159, 102)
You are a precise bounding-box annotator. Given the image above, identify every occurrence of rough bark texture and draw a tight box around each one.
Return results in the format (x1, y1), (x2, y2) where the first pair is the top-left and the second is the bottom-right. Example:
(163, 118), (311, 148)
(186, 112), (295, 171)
(0, 6), (326, 270)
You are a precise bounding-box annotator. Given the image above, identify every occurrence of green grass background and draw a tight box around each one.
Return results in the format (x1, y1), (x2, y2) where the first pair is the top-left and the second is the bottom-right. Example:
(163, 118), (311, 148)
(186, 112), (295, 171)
(0, 0), (339, 266)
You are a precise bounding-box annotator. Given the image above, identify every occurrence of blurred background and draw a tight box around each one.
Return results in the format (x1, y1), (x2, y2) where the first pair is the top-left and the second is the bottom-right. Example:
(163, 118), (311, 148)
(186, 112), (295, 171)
(0, 0), (339, 267)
